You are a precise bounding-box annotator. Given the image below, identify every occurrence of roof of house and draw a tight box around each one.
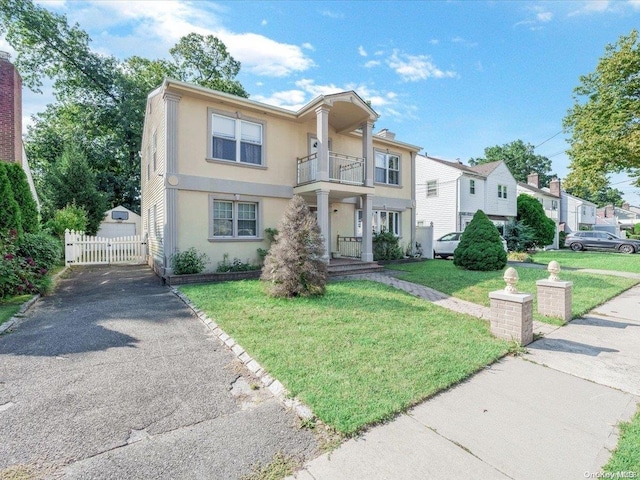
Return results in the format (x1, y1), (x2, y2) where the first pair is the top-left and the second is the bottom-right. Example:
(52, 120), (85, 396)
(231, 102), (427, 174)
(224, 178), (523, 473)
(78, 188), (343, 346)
(424, 156), (487, 177)
(468, 160), (502, 176)
(517, 181), (560, 198)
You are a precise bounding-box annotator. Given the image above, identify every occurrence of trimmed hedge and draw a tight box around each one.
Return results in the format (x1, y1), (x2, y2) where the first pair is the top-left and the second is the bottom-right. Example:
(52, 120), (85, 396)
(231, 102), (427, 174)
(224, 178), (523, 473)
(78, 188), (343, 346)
(453, 210), (507, 271)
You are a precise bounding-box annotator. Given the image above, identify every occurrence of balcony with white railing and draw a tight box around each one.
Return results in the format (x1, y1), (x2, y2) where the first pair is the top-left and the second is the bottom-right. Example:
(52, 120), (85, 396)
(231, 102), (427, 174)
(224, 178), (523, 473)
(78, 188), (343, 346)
(297, 152), (365, 186)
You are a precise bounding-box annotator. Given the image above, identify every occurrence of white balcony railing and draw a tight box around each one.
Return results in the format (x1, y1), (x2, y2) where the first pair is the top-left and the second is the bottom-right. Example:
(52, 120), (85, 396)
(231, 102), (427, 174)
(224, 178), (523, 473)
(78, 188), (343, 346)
(297, 152), (365, 186)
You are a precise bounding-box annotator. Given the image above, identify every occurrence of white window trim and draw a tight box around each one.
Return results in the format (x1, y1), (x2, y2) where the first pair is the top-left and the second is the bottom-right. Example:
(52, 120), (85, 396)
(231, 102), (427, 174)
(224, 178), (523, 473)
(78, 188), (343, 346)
(469, 179), (475, 195)
(426, 180), (438, 197)
(209, 194), (263, 241)
(498, 184), (508, 199)
(356, 209), (401, 237)
(374, 150), (401, 186)
(207, 108), (266, 167)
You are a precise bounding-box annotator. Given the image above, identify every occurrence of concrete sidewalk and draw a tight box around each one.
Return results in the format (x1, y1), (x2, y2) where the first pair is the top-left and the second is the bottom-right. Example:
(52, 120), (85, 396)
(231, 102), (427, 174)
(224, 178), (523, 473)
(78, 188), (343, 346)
(290, 284), (640, 480)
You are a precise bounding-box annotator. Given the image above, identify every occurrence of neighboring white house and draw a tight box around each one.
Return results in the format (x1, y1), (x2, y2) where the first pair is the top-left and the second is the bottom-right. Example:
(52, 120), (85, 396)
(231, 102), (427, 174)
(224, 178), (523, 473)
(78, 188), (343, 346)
(516, 173), (561, 249)
(558, 188), (596, 233)
(97, 206), (142, 238)
(415, 155), (517, 241)
(596, 203), (640, 234)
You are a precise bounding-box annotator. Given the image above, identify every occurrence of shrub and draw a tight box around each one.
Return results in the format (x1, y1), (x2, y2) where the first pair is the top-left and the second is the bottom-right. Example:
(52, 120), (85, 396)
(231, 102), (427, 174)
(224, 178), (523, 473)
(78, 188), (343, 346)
(507, 251), (533, 263)
(18, 232), (62, 271)
(0, 163), (23, 235)
(453, 210), (507, 271)
(4, 163), (39, 233)
(170, 248), (209, 275)
(503, 219), (536, 252)
(0, 229), (49, 300)
(373, 229), (404, 261)
(517, 194), (556, 248)
(257, 227), (278, 265)
(634, 223), (640, 235)
(45, 204), (89, 238)
(216, 254), (260, 273)
(559, 231), (567, 249)
(261, 195), (327, 297)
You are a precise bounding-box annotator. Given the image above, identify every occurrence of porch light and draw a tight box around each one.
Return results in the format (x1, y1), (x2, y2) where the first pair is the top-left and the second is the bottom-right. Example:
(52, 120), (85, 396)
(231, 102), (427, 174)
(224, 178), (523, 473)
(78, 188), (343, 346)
(547, 261), (561, 281)
(503, 267), (518, 293)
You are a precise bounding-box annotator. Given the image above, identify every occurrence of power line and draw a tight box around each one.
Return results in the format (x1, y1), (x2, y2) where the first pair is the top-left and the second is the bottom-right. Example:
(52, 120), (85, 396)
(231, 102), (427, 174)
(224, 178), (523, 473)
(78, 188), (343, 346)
(534, 130), (563, 149)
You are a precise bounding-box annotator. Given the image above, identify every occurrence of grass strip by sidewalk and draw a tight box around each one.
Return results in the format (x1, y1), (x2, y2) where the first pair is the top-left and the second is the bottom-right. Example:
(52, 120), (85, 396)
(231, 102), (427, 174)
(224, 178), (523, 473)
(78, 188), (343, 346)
(179, 280), (510, 435)
(531, 250), (640, 274)
(604, 404), (640, 475)
(0, 295), (32, 327)
(389, 261), (639, 325)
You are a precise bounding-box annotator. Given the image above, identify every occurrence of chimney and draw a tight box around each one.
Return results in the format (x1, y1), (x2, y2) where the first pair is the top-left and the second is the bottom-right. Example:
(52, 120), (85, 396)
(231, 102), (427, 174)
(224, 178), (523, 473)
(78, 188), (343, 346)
(622, 202), (630, 210)
(376, 128), (395, 140)
(605, 205), (614, 218)
(0, 51), (22, 164)
(527, 173), (539, 188)
(549, 178), (561, 197)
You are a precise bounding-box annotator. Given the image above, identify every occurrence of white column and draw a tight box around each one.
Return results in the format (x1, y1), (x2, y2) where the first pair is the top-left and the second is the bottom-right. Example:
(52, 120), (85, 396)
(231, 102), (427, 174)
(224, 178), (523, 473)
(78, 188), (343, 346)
(163, 91), (181, 274)
(316, 189), (331, 262)
(361, 193), (374, 262)
(315, 105), (330, 182)
(362, 121), (374, 187)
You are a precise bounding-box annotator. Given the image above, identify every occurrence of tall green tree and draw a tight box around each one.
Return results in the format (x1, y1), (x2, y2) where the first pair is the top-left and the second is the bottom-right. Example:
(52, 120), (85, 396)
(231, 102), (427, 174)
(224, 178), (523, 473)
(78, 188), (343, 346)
(516, 194), (555, 248)
(564, 29), (640, 191)
(0, 0), (248, 213)
(469, 139), (555, 187)
(4, 163), (39, 233)
(43, 143), (107, 235)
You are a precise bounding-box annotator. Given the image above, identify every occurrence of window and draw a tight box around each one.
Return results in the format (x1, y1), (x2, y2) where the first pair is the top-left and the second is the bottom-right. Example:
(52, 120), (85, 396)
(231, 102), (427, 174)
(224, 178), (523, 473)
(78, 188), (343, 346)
(426, 180), (438, 197)
(112, 210), (129, 221)
(211, 113), (263, 165)
(356, 210), (400, 236)
(498, 184), (507, 199)
(212, 200), (258, 238)
(375, 152), (400, 185)
(581, 206), (586, 215)
(152, 129), (157, 171)
(551, 200), (558, 211)
(469, 179), (475, 195)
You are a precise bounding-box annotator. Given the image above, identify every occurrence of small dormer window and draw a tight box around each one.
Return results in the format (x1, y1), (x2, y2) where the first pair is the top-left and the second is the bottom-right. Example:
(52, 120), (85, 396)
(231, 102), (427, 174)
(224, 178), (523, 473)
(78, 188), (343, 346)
(112, 211), (129, 221)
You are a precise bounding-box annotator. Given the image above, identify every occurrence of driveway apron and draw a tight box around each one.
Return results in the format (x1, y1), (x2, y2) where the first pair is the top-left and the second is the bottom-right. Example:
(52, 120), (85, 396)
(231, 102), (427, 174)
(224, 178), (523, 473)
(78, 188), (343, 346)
(0, 265), (316, 479)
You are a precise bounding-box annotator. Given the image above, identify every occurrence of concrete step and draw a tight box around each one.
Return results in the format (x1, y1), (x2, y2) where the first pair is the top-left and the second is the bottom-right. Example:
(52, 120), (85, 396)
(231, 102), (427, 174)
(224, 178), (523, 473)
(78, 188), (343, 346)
(328, 262), (384, 277)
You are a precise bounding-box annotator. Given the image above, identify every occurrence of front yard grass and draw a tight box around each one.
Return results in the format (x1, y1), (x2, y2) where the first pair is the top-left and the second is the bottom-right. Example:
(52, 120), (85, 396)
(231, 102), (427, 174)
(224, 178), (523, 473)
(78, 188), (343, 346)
(604, 404), (640, 475)
(179, 280), (510, 435)
(0, 295), (31, 327)
(389, 261), (639, 325)
(531, 250), (640, 274)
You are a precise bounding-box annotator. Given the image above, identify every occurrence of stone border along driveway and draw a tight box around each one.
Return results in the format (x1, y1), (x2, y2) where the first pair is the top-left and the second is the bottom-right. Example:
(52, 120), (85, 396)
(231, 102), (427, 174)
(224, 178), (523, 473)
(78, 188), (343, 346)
(170, 269), (561, 427)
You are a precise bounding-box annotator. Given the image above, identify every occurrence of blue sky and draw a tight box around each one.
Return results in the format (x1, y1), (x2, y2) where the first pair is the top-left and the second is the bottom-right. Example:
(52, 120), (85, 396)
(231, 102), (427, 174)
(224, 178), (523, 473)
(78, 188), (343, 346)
(3, 0), (640, 204)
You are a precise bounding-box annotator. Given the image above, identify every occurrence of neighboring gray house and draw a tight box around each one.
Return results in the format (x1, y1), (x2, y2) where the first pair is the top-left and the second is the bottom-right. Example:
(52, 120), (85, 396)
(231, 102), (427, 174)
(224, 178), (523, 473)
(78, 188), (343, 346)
(555, 181), (596, 233)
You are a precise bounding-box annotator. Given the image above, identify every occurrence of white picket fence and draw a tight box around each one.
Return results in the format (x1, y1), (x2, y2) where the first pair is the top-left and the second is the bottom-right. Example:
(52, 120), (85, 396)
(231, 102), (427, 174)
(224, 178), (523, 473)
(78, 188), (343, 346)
(65, 229), (147, 266)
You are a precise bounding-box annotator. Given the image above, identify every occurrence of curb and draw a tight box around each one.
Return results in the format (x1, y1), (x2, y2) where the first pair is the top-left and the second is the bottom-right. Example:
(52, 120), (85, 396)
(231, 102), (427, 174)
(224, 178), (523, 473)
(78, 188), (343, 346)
(170, 287), (315, 421)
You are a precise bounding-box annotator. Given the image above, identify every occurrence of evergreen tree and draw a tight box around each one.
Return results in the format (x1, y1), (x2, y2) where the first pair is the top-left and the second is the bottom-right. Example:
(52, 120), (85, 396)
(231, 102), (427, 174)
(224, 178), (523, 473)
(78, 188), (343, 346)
(516, 194), (556, 249)
(453, 210), (507, 271)
(261, 196), (327, 297)
(43, 143), (107, 235)
(4, 162), (39, 233)
(0, 163), (23, 234)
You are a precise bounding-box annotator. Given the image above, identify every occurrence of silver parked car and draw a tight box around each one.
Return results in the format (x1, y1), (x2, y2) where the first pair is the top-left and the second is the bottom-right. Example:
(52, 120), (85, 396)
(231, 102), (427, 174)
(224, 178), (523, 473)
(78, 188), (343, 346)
(433, 232), (508, 259)
(564, 231), (640, 254)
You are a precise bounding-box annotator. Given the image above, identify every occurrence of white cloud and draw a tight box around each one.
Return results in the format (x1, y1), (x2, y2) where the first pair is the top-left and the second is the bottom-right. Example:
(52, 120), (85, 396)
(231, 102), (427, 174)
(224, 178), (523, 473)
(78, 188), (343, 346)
(537, 11), (553, 22)
(302, 42), (315, 51)
(429, 39), (439, 45)
(252, 89), (308, 110)
(387, 50), (457, 81)
(630, 0), (640, 9)
(261, 19), (267, 26)
(364, 60), (381, 68)
(515, 5), (554, 28)
(320, 10), (345, 19)
(358, 45), (367, 57)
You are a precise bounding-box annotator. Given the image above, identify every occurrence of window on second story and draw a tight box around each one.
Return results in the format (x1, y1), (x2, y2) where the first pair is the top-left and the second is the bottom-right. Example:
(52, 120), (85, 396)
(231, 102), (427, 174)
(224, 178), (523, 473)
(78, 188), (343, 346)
(551, 200), (558, 211)
(211, 114), (263, 165)
(581, 205), (586, 216)
(498, 184), (507, 199)
(469, 179), (475, 195)
(426, 180), (438, 197)
(375, 152), (400, 185)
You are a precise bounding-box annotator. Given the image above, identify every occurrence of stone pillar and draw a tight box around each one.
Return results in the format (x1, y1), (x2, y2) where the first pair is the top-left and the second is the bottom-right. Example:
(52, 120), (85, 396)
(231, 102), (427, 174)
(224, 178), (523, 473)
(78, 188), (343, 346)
(361, 193), (374, 262)
(315, 105), (330, 182)
(316, 189), (330, 262)
(163, 91), (181, 274)
(489, 267), (534, 345)
(362, 120), (374, 187)
(536, 261), (572, 322)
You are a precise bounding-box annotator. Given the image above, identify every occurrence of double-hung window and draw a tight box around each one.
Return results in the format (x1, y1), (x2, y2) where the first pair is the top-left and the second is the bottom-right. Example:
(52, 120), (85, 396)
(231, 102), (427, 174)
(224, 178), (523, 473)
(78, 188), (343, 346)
(375, 152), (400, 185)
(426, 180), (438, 197)
(212, 200), (258, 238)
(498, 184), (507, 199)
(551, 200), (558, 211)
(356, 210), (400, 236)
(469, 179), (475, 195)
(211, 113), (263, 165)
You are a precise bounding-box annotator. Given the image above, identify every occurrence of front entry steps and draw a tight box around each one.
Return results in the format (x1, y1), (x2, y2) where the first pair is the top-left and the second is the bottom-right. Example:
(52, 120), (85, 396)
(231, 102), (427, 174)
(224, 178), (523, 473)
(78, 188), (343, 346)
(328, 258), (384, 277)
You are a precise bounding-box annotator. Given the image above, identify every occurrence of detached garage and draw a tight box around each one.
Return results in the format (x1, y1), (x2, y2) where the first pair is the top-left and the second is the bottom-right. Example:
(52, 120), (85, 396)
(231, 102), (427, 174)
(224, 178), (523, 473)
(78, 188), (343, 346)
(97, 206), (142, 238)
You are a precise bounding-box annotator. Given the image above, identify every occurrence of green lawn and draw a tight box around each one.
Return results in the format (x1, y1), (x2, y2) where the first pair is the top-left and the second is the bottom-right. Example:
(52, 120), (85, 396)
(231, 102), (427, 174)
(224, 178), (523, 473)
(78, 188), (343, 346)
(179, 280), (509, 435)
(531, 250), (640, 274)
(389, 261), (639, 325)
(0, 295), (31, 327)
(604, 404), (640, 475)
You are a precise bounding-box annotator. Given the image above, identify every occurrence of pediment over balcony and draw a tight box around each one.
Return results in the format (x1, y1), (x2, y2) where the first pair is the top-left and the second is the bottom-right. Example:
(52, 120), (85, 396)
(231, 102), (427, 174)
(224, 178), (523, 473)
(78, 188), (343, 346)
(298, 90), (379, 134)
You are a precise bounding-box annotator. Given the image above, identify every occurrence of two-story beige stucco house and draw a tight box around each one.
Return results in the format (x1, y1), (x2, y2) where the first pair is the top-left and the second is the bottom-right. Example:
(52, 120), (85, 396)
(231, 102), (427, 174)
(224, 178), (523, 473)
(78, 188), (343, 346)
(140, 80), (421, 275)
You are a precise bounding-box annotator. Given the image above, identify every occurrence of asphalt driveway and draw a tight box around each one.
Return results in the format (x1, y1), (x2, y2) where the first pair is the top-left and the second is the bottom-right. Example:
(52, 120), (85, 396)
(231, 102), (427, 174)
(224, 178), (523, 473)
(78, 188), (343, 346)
(0, 265), (316, 479)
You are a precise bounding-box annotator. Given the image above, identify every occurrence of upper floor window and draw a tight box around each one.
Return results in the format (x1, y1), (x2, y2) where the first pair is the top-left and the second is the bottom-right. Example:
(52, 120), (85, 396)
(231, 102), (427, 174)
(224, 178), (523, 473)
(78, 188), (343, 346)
(581, 205), (586, 216)
(469, 179), (475, 195)
(551, 200), (558, 211)
(498, 184), (507, 199)
(211, 114), (263, 165)
(426, 180), (438, 197)
(375, 152), (399, 185)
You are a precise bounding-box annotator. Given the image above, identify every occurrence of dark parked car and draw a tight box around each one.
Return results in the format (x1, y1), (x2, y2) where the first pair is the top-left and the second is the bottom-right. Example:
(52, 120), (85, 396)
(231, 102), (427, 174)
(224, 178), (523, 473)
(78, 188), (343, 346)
(564, 231), (640, 254)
